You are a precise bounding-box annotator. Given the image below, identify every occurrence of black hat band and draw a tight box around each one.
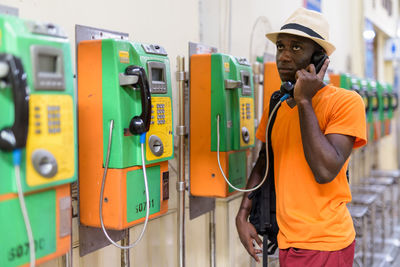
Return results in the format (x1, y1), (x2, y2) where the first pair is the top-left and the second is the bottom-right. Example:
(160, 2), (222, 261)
(280, 23), (324, 40)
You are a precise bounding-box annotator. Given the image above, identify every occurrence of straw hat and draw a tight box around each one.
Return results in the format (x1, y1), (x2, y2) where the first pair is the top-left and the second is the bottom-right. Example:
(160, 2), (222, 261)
(266, 8), (336, 56)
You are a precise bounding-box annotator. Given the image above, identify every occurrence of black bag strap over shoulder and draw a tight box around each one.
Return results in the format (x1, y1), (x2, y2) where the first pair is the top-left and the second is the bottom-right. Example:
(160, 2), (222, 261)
(248, 90), (283, 267)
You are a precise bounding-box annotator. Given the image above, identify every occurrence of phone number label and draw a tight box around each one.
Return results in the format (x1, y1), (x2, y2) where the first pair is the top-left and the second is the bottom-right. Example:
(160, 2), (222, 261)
(7, 238), (45, 262)
(126, 165), (161, 222)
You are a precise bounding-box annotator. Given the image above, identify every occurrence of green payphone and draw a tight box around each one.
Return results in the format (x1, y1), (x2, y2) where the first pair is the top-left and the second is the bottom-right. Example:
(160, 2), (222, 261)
(78, 39), (173, 248)
(190, 53), (256, 197)
(351, 77), (371, 114)
(389, 85), (398, 118)
(329, 73), (351, 90)
(367, 80), (380, 140)
(376, 82), (386, 138)
(380, 82), (397, 135)
(359, 79), (373, 140)
(349, 77), (360, 92)
(0, 14), (76, 266)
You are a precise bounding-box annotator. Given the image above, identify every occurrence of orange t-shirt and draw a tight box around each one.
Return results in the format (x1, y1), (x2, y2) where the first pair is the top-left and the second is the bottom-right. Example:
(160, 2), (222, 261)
(256, 84), (367, 251)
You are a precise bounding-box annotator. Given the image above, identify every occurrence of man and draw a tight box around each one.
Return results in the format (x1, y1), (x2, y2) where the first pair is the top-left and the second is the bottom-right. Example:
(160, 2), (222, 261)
(236, 8), (367, 267)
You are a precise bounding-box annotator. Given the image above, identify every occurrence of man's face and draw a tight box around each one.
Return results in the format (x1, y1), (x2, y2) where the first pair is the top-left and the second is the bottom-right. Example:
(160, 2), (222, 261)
(275, 33), (317, 82)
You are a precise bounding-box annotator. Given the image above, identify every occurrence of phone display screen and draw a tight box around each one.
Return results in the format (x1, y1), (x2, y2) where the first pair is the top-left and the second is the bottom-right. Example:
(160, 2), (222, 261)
(151, 67), (164, 82)
(243, 75), (250, 86)
(38, 54), (58, 73)
(148, 61), (167, 94)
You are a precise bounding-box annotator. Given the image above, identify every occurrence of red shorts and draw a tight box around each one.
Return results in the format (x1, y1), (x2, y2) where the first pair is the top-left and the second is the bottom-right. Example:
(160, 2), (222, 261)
(279, 240), (355, 267)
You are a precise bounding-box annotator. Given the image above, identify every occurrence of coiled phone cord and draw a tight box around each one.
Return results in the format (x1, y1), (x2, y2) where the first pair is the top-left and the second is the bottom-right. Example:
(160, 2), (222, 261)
(14, 149), (36, 267)
(216, 94), (289, 192)
(99, 120), (150, 249)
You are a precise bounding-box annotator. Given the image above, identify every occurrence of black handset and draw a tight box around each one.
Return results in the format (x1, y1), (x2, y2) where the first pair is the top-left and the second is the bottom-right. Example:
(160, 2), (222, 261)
(311, 52), (329, 74)
(280, 52), (329, 98)
(383, 92), (390, 112)
(363, 90), (371, 113)
(125, 66), (152, 135)
(391, 92), (398, 111)
(371, 90), (379, 112)
(0, 54), (29, 151)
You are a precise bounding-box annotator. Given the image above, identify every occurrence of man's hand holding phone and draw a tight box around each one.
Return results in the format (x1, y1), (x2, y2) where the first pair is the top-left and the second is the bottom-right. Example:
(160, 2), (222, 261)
(293, 57), (330, 104)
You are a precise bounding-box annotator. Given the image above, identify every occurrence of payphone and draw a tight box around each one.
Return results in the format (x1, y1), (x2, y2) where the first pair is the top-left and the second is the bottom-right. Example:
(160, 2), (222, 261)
(350, 77), (373, 120)
(330, 74), (375, 140)
(189, 53), (255, 197)
(78, 39), (173, 245)
(389, 85), (399, 118)
(355, 79), (371, 113)
(380, 82), (394, 136)
(359, 79), (374, 140)
(329, 73), (351, 90)
(367, 80), (380, 141)
(349, 77), (360, 92)
(351, 77), (371, 112)
(376, 81), (385, 139)
(0, 15), (76, 266)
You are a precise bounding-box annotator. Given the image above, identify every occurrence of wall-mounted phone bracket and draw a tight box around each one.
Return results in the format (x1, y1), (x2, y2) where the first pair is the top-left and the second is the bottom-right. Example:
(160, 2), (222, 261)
(0, 4), (18, 16)
(79, 225), (126, 257)
(75, 25), (128, 48)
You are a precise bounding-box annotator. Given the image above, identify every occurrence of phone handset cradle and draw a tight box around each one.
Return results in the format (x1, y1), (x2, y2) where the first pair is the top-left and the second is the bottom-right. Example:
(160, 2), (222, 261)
(225, 79), (242, 89)
(0, 54), (29, 151)
(224, 79), (251, 144)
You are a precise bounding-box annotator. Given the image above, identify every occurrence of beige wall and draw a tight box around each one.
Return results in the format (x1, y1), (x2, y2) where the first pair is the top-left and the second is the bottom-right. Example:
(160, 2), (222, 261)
(1, 0), (399, 266)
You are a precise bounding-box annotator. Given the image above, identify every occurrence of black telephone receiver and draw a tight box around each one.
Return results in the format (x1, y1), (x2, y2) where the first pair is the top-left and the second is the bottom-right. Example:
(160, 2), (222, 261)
(124, 65), (152, 135)
(311, 51), (329, 74)
(0, 54), (29, 151)
(280, 51), (329, 98)
(391, 92), (399, 111)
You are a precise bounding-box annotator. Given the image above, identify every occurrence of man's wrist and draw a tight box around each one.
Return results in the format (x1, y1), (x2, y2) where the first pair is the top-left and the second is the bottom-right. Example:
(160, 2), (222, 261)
(236, 207), (250, 221)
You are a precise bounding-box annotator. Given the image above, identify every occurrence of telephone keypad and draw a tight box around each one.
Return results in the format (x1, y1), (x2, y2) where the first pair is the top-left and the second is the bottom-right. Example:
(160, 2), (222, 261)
(246, 103), (251, 120)
(241, 103), (252, 120)
(47, 105), (61, 134)
(155, 103), (166, 125)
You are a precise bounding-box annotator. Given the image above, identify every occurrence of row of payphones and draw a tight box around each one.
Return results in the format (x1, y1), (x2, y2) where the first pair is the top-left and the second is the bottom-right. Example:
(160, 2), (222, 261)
(0, 14), (256, 266)
(330, 73), (399, 141)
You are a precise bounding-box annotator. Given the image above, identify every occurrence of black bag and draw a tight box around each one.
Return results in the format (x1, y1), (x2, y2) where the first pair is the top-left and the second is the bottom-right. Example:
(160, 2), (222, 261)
(248, 90), (283, 266)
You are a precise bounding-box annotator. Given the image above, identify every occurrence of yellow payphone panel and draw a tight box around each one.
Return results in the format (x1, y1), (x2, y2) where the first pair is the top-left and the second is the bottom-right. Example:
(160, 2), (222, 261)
(146, 97), (173, 162)
(26, 94), (75, 187)
(239, 97), (255, 148)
